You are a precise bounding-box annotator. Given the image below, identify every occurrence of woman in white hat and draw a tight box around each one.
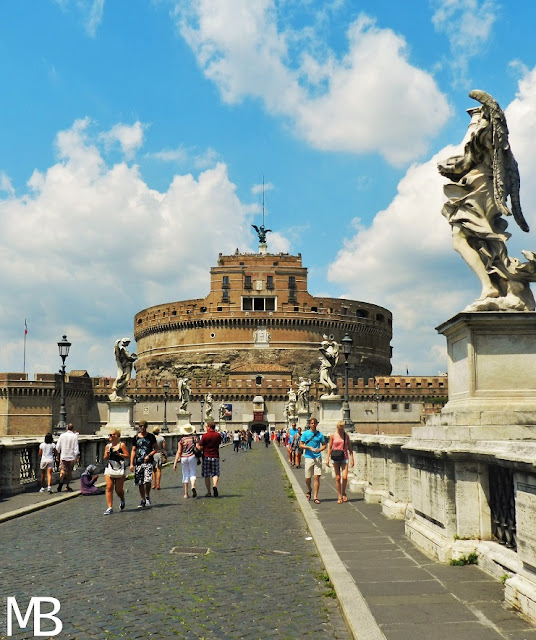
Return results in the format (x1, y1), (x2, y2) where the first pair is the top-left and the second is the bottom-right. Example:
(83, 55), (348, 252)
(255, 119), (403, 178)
(173, 424), (199, 498)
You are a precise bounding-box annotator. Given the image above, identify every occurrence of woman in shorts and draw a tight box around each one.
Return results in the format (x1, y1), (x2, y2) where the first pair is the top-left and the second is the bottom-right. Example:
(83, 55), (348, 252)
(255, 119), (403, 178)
(326, 420), (354, 503)
(103, 430), (129, 515)
(39, 433), (56, 493)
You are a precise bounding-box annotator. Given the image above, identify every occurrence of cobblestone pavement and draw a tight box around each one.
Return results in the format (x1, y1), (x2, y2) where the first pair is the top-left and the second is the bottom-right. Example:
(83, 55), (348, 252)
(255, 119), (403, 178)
(0, 444), (351, 639)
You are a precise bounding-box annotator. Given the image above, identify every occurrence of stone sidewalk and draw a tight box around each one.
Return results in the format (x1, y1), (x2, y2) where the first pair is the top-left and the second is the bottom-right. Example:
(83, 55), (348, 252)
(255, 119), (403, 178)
(274, 444), (536, 640)
(0, 444), (350, 639)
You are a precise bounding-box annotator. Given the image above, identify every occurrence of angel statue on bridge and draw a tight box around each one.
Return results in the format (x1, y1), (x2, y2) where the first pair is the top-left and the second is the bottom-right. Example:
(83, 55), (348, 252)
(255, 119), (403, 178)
(438, 89), (536, 311)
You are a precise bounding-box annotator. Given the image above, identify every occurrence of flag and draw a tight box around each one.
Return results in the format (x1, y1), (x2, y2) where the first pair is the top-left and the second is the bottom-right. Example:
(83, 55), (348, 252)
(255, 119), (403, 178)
(406, 365), (409, 375)
(24, 319), (28, 335)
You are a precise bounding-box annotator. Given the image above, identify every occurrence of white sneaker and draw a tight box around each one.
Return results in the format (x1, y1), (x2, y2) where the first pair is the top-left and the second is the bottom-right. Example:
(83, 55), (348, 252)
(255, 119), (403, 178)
(39, 487), (45, 493)
(104, 507), (113, 515)
(47, 487), (52, 493)
(145, 497), (152, 507)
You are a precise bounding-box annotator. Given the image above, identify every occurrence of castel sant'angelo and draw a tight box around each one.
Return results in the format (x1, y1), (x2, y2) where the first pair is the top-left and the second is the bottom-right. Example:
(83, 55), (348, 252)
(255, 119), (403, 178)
(133, 237), (393, 383)
(0, 230), (448, 437)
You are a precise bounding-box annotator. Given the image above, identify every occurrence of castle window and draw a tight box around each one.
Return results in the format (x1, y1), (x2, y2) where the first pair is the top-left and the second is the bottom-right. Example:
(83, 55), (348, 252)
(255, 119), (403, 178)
(404, 403), (411, 411)
(391, 403), (398, 411)
(137, 318), (142, 324)
(217, 307), (223, 312)
(266, 275), (274, 290)
(343, 307), (348, 315)
(244, 275), (252, 289)
(256, 376), (262, 385)
(294, 306), (299, 312)
(376, 313), (385, 322)
(200, 306), (207, 312)
(222, 290), (229, 302)
(356, 309), (369, 318)
(311, 306), (317, 312)
(288, 276), (296, 289)
(242, 297), (276, 311)
(239, 261), (244, 266)
(172, 310), (177, 316)
(222, 275), (230, 289)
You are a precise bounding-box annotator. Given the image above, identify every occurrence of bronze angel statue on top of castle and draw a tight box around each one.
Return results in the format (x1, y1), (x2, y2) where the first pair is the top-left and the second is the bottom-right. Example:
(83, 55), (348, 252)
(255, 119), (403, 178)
(438, 89), (536, 311)
(252, 224), (272, 244)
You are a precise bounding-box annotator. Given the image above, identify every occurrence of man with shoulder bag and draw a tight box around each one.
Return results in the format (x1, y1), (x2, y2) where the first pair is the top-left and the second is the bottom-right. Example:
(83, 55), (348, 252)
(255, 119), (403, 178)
(299, 418), (326, 504)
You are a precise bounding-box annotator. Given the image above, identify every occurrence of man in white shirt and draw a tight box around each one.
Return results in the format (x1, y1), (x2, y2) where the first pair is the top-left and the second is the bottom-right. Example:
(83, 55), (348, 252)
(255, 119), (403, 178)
(56, 423), (80, 492)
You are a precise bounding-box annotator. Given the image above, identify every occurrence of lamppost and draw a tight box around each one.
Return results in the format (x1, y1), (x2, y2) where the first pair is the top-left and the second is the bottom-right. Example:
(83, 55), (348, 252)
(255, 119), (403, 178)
(341, 333), (353, 431)
(163, 381), (170, 432)
(200, 396), (205, 431)
(57, 335), (71, 433)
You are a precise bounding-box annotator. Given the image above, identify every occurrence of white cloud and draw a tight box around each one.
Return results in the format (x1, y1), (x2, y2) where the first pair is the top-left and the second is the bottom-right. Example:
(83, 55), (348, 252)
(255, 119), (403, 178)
(54, 0), (105, 37)
(100, 121), (145, 159)
(251, 181), (274, 195)
(0, 172), (14, 196)
(432, 0), (499, 86)
(328, 67), (536, 374)
(173, 1), (451, 166)
(0, 120), (255, 376)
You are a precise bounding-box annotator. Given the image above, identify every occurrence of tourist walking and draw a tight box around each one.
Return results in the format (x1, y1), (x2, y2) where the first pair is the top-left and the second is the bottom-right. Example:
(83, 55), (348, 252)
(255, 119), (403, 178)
(173, 424), (199, 498)
(56, 423), (80, 492)
(288, 422), (298, 466)
(264, 430), (270, 447)
(38, 433), (56, 493)
(300, 418), (326, 504)
(200, 422), (222, 497)
(326, 420), (354, 503)
(103, 430), (129, 514)
(152, 427), (167, 490)
(291, 427), (302, 468)
(233, 430), (240, 452)
(130, 420), (158, 509)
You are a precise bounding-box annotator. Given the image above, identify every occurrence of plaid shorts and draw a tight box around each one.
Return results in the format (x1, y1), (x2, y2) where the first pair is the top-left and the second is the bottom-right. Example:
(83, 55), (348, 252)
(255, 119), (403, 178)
(201, 457), (220, 478)
(134, 462), (153, 486)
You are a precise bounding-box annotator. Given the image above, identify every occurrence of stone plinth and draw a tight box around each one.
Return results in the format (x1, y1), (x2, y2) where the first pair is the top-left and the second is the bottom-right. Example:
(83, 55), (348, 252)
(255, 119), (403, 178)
(173, 411), (193, 434)
(430, 312), (536, 438)
(297, 409), (310, 431)
(319, 395), (343, 435)
(98, 400), (136, 436)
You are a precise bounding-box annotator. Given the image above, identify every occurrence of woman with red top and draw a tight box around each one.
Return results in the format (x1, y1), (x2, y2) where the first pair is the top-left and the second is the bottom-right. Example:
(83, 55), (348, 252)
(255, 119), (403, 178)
(326, 420), (354, 504)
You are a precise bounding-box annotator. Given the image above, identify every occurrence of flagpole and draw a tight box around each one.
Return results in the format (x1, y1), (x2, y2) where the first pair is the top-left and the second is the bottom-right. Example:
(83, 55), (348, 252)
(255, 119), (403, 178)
(23, 320), (27, 374)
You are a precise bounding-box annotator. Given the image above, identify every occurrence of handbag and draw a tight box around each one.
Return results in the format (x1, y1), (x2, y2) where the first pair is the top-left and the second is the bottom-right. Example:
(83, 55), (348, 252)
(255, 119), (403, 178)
(192, 436), (202, 459)
(107, 460), (126, 477)
(331, 449), (345, 463)
(107, 444), (126, 477)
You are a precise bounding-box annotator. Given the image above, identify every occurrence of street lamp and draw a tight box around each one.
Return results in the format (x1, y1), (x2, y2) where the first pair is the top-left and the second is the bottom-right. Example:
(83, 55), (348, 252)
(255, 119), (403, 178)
(200, 396), (205, 430)
(163, 381), (170, 432)
(341, 332), (353, 431)
(57, 334), (71, 432)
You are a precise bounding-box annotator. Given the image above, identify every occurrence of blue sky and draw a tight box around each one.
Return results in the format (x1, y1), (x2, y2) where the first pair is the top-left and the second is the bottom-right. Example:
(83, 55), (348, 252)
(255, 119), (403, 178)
(1, 0), (536, 378)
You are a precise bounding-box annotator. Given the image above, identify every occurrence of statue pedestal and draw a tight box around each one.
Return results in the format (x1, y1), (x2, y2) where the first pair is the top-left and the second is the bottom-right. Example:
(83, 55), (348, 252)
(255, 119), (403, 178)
(319, 395), (343, 435)
(98, 400), (136, 436)
(173, 411), (193, 434)
(297, 409), (310, 431)
(420, 312), (536, 439)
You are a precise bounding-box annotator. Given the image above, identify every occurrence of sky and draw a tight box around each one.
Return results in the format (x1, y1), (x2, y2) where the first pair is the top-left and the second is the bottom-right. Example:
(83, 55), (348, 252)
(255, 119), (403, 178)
(1, 0), (536, 378)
